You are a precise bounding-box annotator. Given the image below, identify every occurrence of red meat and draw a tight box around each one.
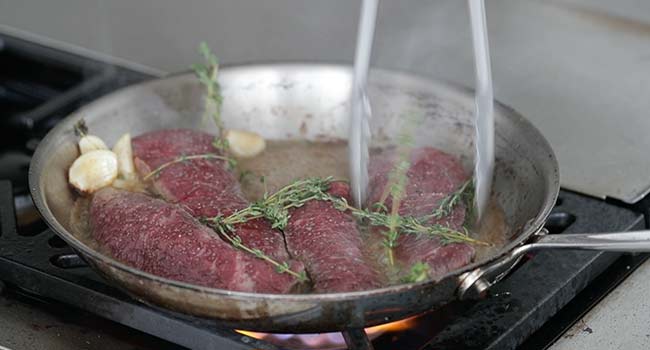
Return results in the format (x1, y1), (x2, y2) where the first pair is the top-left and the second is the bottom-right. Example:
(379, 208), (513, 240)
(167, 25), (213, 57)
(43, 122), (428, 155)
(285, 182), (382, 292)
(367, 147), (475, 280)
(90, 187), (302, 293)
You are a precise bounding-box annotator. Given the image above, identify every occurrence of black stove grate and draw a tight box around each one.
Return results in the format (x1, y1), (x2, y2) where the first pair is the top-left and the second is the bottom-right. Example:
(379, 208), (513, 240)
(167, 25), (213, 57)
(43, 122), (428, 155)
(0, 179), (644, 350)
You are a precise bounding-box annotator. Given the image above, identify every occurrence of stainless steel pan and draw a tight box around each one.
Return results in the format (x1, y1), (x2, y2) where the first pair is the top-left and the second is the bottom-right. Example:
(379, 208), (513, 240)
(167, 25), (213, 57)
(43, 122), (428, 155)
(28, 64), (650, 333)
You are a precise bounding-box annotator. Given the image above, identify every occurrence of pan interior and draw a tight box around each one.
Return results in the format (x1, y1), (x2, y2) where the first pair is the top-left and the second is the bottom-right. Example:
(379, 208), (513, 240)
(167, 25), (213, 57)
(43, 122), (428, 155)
(32, 65), (557, 297)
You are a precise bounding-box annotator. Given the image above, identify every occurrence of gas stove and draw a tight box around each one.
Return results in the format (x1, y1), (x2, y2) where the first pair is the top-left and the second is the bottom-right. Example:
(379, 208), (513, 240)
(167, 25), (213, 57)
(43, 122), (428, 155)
(0, 33), (648, 350)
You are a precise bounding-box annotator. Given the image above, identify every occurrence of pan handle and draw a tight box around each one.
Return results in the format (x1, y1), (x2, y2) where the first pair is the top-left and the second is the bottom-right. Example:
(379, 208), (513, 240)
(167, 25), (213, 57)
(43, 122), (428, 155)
(457, 228), (650, 299)
(520, 230), (650, 251)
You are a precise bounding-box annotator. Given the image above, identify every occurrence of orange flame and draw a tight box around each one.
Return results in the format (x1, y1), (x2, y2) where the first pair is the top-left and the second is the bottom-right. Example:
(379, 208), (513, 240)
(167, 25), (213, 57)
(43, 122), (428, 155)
(365, 316), (418, 333)
(236, 329), (268, 340)
(236, 315), (418, 343)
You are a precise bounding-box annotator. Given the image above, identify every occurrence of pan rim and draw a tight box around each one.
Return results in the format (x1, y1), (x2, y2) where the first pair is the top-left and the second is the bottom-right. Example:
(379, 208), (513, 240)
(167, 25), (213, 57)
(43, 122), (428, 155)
(28, 63), (559, 302)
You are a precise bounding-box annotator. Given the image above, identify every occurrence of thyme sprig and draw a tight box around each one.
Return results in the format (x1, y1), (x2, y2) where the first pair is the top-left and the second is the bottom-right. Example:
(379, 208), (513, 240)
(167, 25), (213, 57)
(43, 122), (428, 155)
(202, 177), (485, 282)
(211, 224), (308, 282)
(143, 154), (235, 181)
(426, 179), (474, 220)
(204, 177), (485, 264)
(203, 177), (333, 281)
(373, 113), (420, 266)
(205, 177), (333, 230)
(333, 198), (487, 246)
(381, 130), (414, 266)
(192, 42), (224, 133)
(192, 42), (231, 155)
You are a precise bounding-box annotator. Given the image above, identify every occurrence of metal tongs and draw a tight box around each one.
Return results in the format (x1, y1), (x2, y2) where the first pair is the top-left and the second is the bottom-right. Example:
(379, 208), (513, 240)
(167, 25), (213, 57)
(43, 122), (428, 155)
(468, 0), (495, 223)
(350, 0), (495, 219)
(349, 0), (378, 208)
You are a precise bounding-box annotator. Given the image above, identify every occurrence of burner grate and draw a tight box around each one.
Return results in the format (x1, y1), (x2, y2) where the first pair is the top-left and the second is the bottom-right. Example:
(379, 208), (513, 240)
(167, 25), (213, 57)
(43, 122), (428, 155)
(0, 179), (643, 350)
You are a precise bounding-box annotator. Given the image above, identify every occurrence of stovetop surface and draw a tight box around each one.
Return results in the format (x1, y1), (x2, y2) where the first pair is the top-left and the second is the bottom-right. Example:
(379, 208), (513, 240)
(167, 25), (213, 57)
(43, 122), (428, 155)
(0, 32), (648, 350)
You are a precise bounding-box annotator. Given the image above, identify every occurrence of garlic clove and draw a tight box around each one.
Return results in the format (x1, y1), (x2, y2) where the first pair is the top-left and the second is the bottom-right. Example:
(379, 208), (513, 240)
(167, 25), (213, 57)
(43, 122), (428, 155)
(69, 150), (118, 194)
(112, 133), (135, 178)
(225, 129), (266, 158)
(79, 135), (108, 154)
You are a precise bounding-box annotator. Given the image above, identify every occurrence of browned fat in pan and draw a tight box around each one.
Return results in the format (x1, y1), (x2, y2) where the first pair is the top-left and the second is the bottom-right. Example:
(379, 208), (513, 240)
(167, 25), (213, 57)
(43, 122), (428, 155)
(29, 65), (559, 332)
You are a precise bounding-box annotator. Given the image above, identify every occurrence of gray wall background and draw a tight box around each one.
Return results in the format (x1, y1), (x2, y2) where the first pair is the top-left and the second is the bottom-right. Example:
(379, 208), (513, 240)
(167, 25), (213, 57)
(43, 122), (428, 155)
(0, 0), (474, 74)
(2, 0), (650, 201)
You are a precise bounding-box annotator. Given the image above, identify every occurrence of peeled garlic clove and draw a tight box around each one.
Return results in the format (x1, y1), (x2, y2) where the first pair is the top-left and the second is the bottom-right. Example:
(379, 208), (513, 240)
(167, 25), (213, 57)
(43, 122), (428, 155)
(69, 150), (118, 194)
(225, 129), (266, 158)
(79, 135), (108, 154)
(112, 133), (135, 178)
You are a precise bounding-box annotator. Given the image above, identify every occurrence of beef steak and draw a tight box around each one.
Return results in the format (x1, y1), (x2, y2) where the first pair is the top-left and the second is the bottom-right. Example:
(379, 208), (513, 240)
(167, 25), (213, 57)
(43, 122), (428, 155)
(367, 147), (475, 280)
(90, 187), (302, 293)
(131, 129), (293, 262)
(285, 182), (382, 292)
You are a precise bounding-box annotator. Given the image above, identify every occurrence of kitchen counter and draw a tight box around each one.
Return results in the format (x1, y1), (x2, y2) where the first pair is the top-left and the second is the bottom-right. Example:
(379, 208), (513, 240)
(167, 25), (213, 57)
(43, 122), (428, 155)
(550, 257), (650, 350)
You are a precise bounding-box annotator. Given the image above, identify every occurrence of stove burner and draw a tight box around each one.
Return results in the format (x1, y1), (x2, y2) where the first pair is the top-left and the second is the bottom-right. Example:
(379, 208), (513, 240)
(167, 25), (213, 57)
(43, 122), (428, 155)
(238, 331), (374, 350)
(237, 317), (416, 350)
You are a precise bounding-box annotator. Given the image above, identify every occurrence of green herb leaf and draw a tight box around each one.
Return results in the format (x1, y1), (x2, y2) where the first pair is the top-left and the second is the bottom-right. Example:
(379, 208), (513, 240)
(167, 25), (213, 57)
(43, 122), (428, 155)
(402, 262), (430, 283)
(276, 262), (290, 273)
(193, 42), (227, 152)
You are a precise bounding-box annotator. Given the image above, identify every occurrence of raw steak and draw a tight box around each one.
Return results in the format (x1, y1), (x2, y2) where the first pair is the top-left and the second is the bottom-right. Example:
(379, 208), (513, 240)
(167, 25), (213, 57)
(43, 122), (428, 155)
(131, 129), (292, 262)
(367, 147), (475, 280)
(285, 182), (382, 292)
(90, 187), (302, 293)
